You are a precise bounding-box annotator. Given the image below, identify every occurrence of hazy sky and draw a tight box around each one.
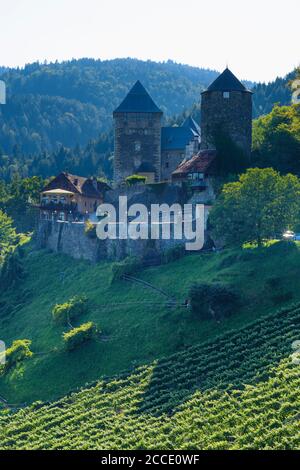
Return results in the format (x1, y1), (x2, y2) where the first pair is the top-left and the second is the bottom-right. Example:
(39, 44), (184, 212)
(1, 0), (299, 83)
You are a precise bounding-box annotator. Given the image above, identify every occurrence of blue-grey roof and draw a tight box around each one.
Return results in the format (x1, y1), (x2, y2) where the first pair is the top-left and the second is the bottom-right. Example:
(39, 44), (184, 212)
(114, 80), (162, 114)
(182, 116), (201, 135)
(161, 126), (195, 151)
(203, 68), (251, 93)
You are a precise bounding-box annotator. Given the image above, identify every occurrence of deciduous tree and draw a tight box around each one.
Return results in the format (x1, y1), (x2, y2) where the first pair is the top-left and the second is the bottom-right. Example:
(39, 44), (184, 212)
(210, 168), (300, 247)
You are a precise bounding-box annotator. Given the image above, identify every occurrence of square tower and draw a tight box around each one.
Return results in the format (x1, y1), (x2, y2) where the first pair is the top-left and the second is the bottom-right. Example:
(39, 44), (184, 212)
(113, 81), (163, 185)
(200, 68), (253, 158)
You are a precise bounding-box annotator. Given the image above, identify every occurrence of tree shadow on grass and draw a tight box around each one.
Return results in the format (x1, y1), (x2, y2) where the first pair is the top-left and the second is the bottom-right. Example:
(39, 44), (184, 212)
(136, 304), (300, 416)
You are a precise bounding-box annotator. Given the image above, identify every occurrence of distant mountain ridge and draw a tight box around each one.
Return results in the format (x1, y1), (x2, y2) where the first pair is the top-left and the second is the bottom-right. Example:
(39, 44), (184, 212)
(0, 58), (218, 155)
(0, 58), (294, 156)
(252, 71), (295, 117)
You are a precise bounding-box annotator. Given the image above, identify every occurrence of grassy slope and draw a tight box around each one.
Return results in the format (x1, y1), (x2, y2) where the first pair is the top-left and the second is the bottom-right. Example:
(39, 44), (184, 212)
(1, 241), (300, 404)
(1, 301), (300, 449)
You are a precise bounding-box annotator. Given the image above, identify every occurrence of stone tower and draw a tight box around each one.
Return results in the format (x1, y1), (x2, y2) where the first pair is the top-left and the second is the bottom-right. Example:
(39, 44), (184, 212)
(200, 68), (253, 157)
(113, 81), (163, 184)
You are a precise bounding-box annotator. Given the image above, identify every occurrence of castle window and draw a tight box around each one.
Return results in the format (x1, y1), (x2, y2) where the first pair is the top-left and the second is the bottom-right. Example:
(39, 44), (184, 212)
(135, 141), (141, 152)
(223, 92), (230, 99)
(190, 172), (204, 180)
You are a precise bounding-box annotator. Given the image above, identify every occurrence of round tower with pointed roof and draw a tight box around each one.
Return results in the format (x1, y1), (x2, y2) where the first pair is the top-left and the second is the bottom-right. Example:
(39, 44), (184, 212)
(113, 81), (163, 184)
(200, 68), (253, 158)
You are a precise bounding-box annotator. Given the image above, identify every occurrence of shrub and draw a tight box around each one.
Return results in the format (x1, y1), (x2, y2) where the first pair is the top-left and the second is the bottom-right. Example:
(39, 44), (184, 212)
(63, 322), (98, 351)
(111, 257), (141, 283)
(162, 245), (185, 264)
(3, 339), (33, 371)
(141, 246), (162, 266)
(125, 175), (146, 186)
(0, 210), (19, 261)
(189, 283), (240, 321)
(84, 220), (97, 239)
(0, 248), (25, 290)
(52, 295), (88, 325)
(125, 175), (147, 186)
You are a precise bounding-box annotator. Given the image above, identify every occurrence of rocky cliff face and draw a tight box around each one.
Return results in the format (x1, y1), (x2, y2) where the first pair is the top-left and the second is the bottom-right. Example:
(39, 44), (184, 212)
(35, 221), (104, 263)
(35, 218), (190, 264)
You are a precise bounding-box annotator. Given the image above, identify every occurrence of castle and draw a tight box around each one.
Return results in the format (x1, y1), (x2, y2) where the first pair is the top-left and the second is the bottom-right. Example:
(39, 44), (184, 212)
(37, 68), (253, 262)
(113, 68), (252, 186)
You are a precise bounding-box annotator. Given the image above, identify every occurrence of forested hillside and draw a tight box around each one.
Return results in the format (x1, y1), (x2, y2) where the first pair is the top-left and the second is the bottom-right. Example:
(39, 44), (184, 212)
(0, 75), (299, 449)
(0, 59), (218, 155)
(252, 71), (295, 117)
(0, 59), (295, 183)
(0, 58), (294, 158)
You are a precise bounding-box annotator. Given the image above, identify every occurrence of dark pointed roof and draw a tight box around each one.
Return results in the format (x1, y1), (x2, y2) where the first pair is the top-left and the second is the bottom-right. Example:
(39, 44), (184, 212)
(114, 80), (162, 114)
(203, 68), (251, 93)
(182, 116), (200, 135)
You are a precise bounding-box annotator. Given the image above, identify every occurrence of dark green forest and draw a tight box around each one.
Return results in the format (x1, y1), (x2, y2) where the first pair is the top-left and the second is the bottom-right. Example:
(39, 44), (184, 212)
(0, 58), (219, 155)
(252, 72), (296, 116)
(0, 58), (296, 182)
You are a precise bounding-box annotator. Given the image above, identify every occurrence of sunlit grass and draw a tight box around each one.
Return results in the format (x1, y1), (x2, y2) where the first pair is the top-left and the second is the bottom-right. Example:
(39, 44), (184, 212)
(1, 241), (300, 403)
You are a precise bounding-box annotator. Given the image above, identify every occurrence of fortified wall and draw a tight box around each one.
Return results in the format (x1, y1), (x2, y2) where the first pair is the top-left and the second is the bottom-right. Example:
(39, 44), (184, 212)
(35, 218), (191, 264)
(35, 184), (207, 263)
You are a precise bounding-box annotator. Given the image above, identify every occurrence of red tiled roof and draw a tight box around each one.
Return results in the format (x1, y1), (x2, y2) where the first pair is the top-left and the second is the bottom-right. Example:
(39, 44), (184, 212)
(172, 150), (217, 177)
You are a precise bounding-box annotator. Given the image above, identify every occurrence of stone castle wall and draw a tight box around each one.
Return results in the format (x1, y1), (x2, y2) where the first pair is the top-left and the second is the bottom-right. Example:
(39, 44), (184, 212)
(35, 184), (209, 263)
(161, 149), (186, 181)
(35, 221), (105, 263)
(35, 219), (190, 264)
(114, 112), (162, 183)
(200, 90), (252, 157)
